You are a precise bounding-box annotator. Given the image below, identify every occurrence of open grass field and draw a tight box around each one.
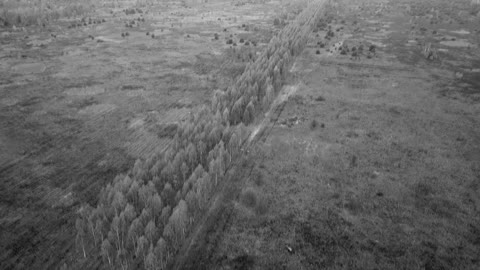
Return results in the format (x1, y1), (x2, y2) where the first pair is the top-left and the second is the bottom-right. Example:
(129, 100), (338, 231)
(1, 0), (480, 269)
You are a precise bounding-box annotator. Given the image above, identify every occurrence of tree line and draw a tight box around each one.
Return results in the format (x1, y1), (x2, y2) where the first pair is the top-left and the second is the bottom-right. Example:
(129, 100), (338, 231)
(75, 2), (324, 269)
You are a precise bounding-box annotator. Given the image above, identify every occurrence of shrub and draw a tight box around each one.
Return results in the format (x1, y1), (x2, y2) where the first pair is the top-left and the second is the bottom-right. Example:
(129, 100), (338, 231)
(254, 195), (268, 215)
(240, 188), (257, 208)
(251, 168), (264, 186)
(310, 119), (318, 130)
(315, 95), (325, 102)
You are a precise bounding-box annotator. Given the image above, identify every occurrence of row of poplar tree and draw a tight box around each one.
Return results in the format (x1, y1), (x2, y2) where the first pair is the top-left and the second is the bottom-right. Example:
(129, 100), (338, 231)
(75, 2), (324, 269)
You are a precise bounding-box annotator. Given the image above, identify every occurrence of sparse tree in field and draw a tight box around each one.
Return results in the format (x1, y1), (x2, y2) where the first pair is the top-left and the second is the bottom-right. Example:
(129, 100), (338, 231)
(252, 82), (260, 101)
(80, 205), (98, 247)
(231, 96), (245, 124)
(214, 109), (222, 124)
(160, 162), (174, 189)
(160, 206), (171, 228)
(132, 159), (147, 180)
(197, 140), (207, 166)
(208, 125), (223, 149)
(209, 157), (222, 186)
(181, 177), (192, 198)
(161, 183), (175, 207)
(228, 132), (240, 160)
(102, 183), (115, 208)
(150, 159), (166, 178)
(186, 142), (197, 168)
(95, 218), (104, 245)
(155, 238), (167, 269)
(101, 238), (113, 266)
(112, 191), (127, 216)
(273, 65), (282, 92)
(145, 153), (160, 172)
(263, 82), (274, 108)
(127, 180), (140, 208)
(127, 218), (143, 251)
(174, 190), (182, 206)
(199, 172), (212, 204)
(149, 193), (163, 223)
(111, 215), (122, 252)
(185, 189), (199, 216)
(75, 217), (87, 258)
(171, 152), (184, 188)
(144, 244), (156, 270)
(107, 230), (116, 251)
(123, 203), (136, 223)
(238, 123), (250, 144)
(162, 222), (175, 247)
(243, 100), (255, 125)
(217, 141), (226, 172)
(180, 162), (188, 183)
(222, 107), (230, 125)
(119, 175), (133, 194)
(138, 183), (153, 210)
(152, 176), (163, 198)
(163, 200), (189, 246)
(221, 125), (232, 146)
(139, 208), (152, 227)
(145, 220), (158, 244)
(136, 235), (149, 261)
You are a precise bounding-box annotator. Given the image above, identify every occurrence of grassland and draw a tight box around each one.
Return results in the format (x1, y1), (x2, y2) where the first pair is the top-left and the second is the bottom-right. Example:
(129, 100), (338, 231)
(1, 0), (480, 269)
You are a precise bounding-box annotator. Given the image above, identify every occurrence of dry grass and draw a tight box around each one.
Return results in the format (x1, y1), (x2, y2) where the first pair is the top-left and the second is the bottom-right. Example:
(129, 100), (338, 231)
(0, 0), (93, 27)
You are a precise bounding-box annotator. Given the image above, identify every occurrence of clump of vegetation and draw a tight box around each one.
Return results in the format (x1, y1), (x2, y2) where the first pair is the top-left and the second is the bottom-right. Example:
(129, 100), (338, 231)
(325, 29), (335, 39)
(310, 119), (318, 130)
(251, 168), (264, 186)
(315, 95), (325, 102)
(227, 39), (233, 44)
(423, 42), (438, 60)
(124, 8), (136, 15)
(273, 17), (280, 26)
(241, 188), (258, 208)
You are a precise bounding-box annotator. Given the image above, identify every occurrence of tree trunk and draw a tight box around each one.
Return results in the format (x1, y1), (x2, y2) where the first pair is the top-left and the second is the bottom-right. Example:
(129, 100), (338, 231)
(81, 238), (86, 258)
